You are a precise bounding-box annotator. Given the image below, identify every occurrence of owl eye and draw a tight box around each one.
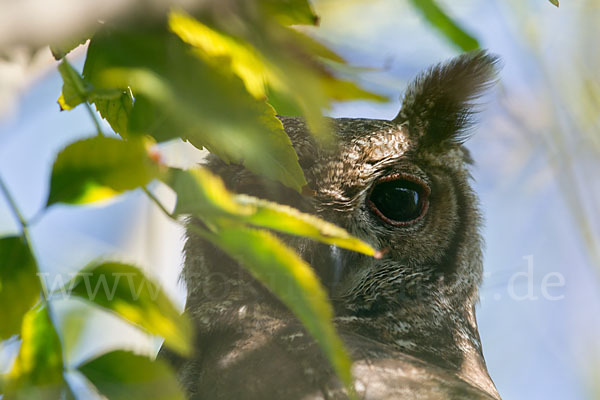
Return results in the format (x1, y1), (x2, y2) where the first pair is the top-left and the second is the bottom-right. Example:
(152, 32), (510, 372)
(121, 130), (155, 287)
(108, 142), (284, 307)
(368, 176), (430, 225)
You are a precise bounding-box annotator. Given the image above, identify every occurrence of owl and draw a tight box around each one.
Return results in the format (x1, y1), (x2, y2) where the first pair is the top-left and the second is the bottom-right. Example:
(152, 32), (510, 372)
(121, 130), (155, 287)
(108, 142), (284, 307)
(162, 51), (502, 400)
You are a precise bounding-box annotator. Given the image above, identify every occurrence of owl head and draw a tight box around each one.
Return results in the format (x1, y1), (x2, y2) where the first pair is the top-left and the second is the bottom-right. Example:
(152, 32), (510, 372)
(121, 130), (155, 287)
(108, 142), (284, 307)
(203, 50), (499, 314)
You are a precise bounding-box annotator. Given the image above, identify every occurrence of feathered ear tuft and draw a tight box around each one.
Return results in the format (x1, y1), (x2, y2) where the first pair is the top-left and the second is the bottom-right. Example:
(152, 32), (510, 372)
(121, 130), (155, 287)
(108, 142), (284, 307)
(394, 50), (500, 148)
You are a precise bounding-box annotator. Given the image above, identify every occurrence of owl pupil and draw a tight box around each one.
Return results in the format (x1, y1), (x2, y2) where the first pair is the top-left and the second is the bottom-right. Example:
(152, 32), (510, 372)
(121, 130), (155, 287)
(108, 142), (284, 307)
(368, 179), (426, 224)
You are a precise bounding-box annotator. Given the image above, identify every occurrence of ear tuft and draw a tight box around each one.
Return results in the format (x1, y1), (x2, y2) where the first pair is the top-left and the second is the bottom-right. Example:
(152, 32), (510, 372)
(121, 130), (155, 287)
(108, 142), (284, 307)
(394, 50), (500, 148)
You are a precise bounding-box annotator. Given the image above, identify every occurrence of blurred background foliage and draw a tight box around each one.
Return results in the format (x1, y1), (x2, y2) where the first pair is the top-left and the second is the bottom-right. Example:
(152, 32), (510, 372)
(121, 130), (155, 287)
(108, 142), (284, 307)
(0, 0), (599, 399)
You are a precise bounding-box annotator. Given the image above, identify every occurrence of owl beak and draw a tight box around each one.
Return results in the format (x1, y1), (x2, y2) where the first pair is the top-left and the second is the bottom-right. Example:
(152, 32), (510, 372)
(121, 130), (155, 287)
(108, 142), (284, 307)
(329, 245), (345, 287)
(308, 244), (349, 292)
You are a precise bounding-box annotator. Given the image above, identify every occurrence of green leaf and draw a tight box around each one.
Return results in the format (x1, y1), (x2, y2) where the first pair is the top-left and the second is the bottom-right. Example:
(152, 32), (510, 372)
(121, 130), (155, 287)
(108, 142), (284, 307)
(199, 226), (354, 394)
(64, 262), (192, 356)
(548, 0), (559, 7)
(131, 90), (306, 191)
(265, 86), (304, 116)
(0, 236), (41, 340)
(165, 168), (377, 256)
(84, 29), (307, 191)
(246, 23), (384, 139)
(168, 11), (385, 140)
(408, 0), (479, 52)
(50, 30), (93, 60)
(169, 10), (330, 135)
(5, 305), (65, 399)
(57, 57), (134, 137)
(46, 136), (161, 206)
(79, 350), (185, 400)
(57, 60), (88, 111)
(259, 0), (319, 26)
(92, 90), (134, 137)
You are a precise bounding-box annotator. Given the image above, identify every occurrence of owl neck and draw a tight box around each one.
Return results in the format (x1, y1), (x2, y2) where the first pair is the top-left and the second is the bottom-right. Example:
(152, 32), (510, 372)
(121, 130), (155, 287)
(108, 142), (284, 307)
(335, 289), (499, 399)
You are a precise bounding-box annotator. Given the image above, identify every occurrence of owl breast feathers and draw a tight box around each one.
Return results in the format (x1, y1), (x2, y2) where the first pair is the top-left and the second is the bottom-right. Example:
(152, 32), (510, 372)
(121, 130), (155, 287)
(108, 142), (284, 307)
(162, 50), (502, 400)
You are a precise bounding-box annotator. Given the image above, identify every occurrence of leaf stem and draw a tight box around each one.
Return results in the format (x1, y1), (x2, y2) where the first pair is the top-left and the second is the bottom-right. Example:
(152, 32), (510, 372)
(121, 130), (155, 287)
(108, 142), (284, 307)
(142, 185), (215, 240)
(85, 102), (104, 136)
(0, 174), (49, 302)
(0, 174), (30, 241)
(142, 186), (175, 219)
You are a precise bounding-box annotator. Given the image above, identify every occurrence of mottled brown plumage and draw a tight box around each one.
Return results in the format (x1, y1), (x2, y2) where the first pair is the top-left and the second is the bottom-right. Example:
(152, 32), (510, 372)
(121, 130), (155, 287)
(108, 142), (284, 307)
(162, 51), (502, 399)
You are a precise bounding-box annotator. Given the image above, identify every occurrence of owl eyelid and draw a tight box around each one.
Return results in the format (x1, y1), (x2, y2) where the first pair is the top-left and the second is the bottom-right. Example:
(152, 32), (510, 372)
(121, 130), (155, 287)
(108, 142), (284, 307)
(374, 172), (431, 196)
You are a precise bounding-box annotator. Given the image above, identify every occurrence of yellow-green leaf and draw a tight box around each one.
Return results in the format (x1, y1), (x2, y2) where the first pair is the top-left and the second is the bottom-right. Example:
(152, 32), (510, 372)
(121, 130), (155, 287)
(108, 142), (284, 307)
(548, 0), (559, 7)
(169, 11), (270, 99)
(323, 77), (388, 102)
(201, 226), (354, 393)
(46, 136), (161, 206)
(79, 350), (185, 400)
(64, 262), (191, 356)
(57, 60), (88, 111)
(235, 195), (377, 256)
(167, 168), (251, 217)
(0, 236), (41, 341)
(164, 168), (377, 257)
(5, 305), (65, 399)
